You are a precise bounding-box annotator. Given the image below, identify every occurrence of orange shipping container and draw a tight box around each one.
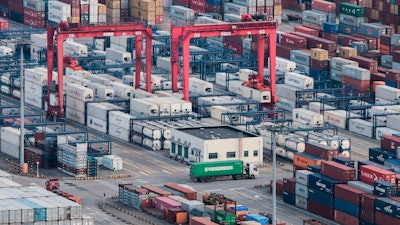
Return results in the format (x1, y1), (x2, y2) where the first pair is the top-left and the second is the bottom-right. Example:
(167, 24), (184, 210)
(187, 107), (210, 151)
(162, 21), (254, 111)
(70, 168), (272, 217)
(105, 0), (120, 9)
(176, 211), (188, 224)
(372, 81), (385, 92)
(380, 44), (390, 55)
(129, 0), (156, 11)
(293, 152), (323, 169)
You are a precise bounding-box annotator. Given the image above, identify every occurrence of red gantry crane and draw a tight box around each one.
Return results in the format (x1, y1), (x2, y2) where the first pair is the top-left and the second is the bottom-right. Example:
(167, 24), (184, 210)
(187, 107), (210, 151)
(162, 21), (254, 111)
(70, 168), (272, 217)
(46, 22), (153, 119)
(170, 21), (278, 106)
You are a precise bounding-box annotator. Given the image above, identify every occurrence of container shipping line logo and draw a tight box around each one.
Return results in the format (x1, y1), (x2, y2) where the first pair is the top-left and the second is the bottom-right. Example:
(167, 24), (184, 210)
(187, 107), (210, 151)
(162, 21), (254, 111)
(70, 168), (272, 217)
(204, 166), (234, 172)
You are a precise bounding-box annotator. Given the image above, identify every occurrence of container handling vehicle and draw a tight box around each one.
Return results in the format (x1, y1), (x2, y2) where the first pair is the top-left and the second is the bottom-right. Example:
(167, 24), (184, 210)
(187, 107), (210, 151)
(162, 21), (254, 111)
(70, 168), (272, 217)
(190, 160), (259, 182)
(45, 178), (82, 204)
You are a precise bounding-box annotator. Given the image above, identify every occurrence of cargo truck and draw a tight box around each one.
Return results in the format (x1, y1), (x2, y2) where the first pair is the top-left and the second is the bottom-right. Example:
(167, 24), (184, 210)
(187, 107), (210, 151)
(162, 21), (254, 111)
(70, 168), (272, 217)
(190, 160), (259, 182)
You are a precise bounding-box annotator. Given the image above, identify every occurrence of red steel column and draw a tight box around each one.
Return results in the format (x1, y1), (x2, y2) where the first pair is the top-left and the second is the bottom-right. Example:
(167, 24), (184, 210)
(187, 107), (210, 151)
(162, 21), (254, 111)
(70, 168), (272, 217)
(134, 34), (142, 89)
(46, 28), (54, 117)
(171, 26), (180, 92)
(182, 38), (190, 101)
(57, 35), (65, 117)
(257, 35), (265, 83)
(269, 32), (277, 104)
(145, 32), (153, 92)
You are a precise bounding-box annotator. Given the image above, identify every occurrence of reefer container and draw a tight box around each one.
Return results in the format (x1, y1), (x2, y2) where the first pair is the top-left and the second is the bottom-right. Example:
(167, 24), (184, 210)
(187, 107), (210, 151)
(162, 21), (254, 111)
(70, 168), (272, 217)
(103, 155), (123, 171)
(275, 57), (296, 73)
(284, 72), (314, 89)
(65, 107), (85, 124)
(130, 98), (159, 117)
(323, 110), (347, 129)
(295, 170), (314, 186)
(290, 50), (311, 66)
(105, 48), (131, 64)
(375, 85), (400, 101)
(348, 119), (373, 138)
(87, 115), (107, 133)
(304, 142), (338, 161)
(341, 65), (370, 80)
(108, 111), (133, 130)
(302, 10), (327, 26)
(65, 96), (86, 113)
(24, 68), (48, 85)
(87, 83), (114, 101)
(292, 108), (323, 127)
(321, 161), (356, 182)
(108, 123), (130, 142)
(189, 160), (258, 181)
(241, 85), (271, 103)
(189, 77), (213, 94)
(66, 83), (94, 102)
(360, 165), (396, 185)
(64, 41), (88, 57)
(108, 82), (134, 99)
(87, 102), (122, 121)
(144, 97), (171, 117)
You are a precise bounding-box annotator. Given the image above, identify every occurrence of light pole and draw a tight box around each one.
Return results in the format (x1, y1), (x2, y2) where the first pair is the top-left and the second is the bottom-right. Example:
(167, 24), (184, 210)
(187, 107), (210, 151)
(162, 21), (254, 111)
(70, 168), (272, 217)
(36, 161), (39, 178)
(19, 42), (25, 169)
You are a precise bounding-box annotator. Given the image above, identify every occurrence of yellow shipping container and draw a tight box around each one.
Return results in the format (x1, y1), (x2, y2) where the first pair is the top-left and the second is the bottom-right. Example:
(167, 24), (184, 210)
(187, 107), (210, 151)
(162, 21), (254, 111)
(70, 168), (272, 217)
(106, 8), (121, 18)
(274, 5), (282, 16)
(129, 0), (156, 12)
(155, 0), (163, 7)
(156, 6), (163, 16)
(365, 0), (372, 8)
(130, 7), (155, 22)
(106, 0), (121, 9)
(98, 3), (107, 14)
(70, 17), (80, 23)
(310, 48), (329, 61)
(107, 16), (120, 23)
(339, 47), (358, 59)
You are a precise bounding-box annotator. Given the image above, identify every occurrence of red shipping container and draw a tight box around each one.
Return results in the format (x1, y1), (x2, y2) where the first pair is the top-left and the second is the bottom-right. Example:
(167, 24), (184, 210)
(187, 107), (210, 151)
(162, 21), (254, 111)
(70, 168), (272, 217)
(276, 43), (296, 59)
(341, 76), (370, 92)
(304, 142), (338, 161)
(190, 217), (219, 225)
(205, 3), (221, 14)
(0, 18), (8, 30)
(155, 15), (163, 24)
(283, 177), (296, 193)
(334, 184), (366, 205)
(386, 70), (400, 83)
(280, 33), (307, 49)
(321, 161), (356, 182)
(360, 208), (375, 223)
(303, 22), (323, 33)
(375, 211), (400, 224)
(391, 46), (400, 54)
(396, 174), (400, 194)
(340, 35), (368, 47)
(164, 183), (197, 200)
(142, 185), (172, 196)
(23, 16), (45, 28)
(359, 165), (396, 185)
(23, 8), (45, 19)
(381, 135), (400, 153)
(174, 0), (190, 5)
(307, 199), (334, 220)
(8, 0), (23, 13)
(350, 56), (378, 73)
(371, 72), (385, 83)
(311, 0), (336, 13)
(307, 36), (337, 53)
(353, 34), (378, 50)
(310, 58), (329, 70)
(281, 0), (296, 10)
(378, 66), (389, 74)
(224, 41), (242, 55)
(190, 0), (206, 15)
(120, 9), (129, 17)
(333, 210), (359, 225)
(321, 32), (338, 42)
(80, 4), (89, 14)
(357, 0), (365, 6)
(154, 196), (181, 210)
(294, 26), (319, 37)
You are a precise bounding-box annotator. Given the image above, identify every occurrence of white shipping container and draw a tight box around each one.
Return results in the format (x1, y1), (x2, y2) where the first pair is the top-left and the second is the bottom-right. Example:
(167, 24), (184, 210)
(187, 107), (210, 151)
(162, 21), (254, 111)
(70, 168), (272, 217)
(330, 57), (359, 71)
(65, 107), (86, 124)
(342, 65), (371, 81)
(109, 111), (133, 129)
(0, 127), (20, 144)
(24, 67), (47, 85)
(24, 81), (43, 96)
(108, 124), (130, 142)
(295, 195), (308, 210)
(130, 98), (159, 117)
(0, 140), (19, 159)
(285, 72), (314, 89)
(48, 0), (71, 23)
(386, 114), (400, 131)
(224, 3), (248, 15)
(177, 99), (192, 114)
(295, 183), (309, 198)
(224, 13), (242, 22)
(276, 84), (314, 102)
(273, 57), (296, 73)
(66, 96), (86, 113)
(375, 85), (400, 101)
(323, 110), (348, 129)
(189, 78), (213, 94)
(25, 92), (43, 109)
(302, 10), (327, 26)
(87, 102), (122, 121)
(348, 119), (373, 138)
(30, 33), (47, 47)
(0, 46), (13, 57)
(237, 69), (257, 82)
(292, 108), (324, 127)
(67, 83), (94, 101)
(87, 115), (107, 133)
(63, 75), (90, 92)
(375, 127), (400, 140)
(108, 82), (134, 99)
(103, 155), (123, 171)
(144, 97), (170, 117)
(156, 57), (172, 72)
(132, 88), (157, 98)
(242, 85), (271, 103)
(170, 5), (195, 20)
(105, 48), (132, 64)
(308, 102), (336, 114)
(87, 83), (114, 100)
(228, 80), (244, 95)
(276, 97), (296, 111)
(140, 74), (163, 89)
(64, 41), (88, 57)
(290, 50), (311, 66)
(215, 72), (239, 87)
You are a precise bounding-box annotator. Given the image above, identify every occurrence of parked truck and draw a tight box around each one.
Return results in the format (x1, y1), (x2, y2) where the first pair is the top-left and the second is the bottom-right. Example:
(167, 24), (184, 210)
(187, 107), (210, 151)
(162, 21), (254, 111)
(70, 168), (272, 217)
(190, 160), (259, 182)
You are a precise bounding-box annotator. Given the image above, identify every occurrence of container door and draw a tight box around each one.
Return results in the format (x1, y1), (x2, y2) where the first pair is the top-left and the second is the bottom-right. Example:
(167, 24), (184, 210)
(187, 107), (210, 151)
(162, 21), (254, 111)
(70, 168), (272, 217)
(184, 146), (189, 159)
(177, 145), (182, 157)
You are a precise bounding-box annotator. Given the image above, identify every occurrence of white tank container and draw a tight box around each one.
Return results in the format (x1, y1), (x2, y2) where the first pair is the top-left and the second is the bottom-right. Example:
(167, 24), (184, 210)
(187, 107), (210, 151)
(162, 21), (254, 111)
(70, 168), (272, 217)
(130, 98), (159, 117)
(67, 83), (94, 102)
(132, 122), (162, 139)
(163, 140), (171, 150)
(292, 108), (324, 127)
(103, 155), (123, 171)
(63, 41), (88, 57)
(144, 97), (170, 117)
(285, 138), (306, 152)
(375, 127), (400, 140)
(323, 110), (348, 129)
(375, 85), (400, 101)
(348, 119), (373, 138)
(108, 123), (130, 142)
(87, 83), (114, 101)
(105, 48), (131, 64)
(0, 74), (10, 85)
(189, 78), (213, 94)
(109, 111), (134, 130)
(274, 57), (296, 73)
(0, 85), (10, 95)
(142, 138), (162, 151)
(87, 115), (107, 133)
(66, 96), (86, 113)
(241, 85), (271, 103)
(65, 107), (86, 124)
(108, 82), (134, 99)
(285, 72), (314, 89)
(132, 135), (143, 145)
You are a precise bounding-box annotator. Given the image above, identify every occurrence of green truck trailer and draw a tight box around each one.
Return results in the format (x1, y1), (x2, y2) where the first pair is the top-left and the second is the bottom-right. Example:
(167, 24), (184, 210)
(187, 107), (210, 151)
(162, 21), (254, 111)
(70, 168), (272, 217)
(190, 160), (259, 182)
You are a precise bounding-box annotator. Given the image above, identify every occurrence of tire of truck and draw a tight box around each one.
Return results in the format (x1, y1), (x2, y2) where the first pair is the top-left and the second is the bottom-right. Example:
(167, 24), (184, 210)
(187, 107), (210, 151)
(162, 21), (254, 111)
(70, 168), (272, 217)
(251, 174), (255, 179)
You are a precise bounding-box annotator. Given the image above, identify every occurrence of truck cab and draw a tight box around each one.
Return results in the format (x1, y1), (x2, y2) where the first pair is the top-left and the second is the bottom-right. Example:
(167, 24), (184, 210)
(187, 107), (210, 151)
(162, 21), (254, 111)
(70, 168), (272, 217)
(245, 163), (259, 179)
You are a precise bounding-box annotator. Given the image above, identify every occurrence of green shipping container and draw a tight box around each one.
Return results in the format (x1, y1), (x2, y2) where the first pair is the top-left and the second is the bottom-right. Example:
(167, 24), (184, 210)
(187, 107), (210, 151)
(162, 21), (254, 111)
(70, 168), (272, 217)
(214, 210), (236, 225)
(339, 3), (365, 17)
(190, 160), (243, 178)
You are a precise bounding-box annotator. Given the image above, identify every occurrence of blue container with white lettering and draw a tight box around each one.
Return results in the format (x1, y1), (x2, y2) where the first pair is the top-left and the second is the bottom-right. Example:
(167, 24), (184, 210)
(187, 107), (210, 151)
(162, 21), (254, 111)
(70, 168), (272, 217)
(334, 198), (359, 217)
(282, 191), (296, 205)
(375, 197), (400, 218)
(307, 164), (321, 174)
(246, 214), (269, 225)
(309, 68), (329, 81)
(308, 188), (334, 207)
(386, 80), (397, 88)
(323, 22), (339, 34)
(308, 173), (341, 194)
(373, 180), (398, 197)
(368, 148), (396, 165)
(384, 159), (400, 174)
(333, 157), (355, 168)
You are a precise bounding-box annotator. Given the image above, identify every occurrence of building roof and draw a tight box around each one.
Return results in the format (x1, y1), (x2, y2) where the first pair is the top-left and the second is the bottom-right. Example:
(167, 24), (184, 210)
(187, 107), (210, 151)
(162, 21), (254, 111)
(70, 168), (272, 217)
(175, 126), (256, 140)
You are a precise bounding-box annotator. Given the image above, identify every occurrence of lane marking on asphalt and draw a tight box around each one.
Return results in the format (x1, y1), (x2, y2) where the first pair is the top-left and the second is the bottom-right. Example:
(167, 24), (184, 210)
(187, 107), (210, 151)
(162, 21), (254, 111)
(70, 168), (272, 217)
(226, 188), (256, 200)
(139, 171), (149, 176)
(162, 170), (172, 174)
(123, 158), (155, 174)
(150, 158), (186, 172)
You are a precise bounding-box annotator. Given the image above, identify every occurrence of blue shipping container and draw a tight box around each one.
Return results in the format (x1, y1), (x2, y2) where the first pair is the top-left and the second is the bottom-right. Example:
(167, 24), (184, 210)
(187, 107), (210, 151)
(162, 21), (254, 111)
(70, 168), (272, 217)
(15, 198), (47, 221)
(375, 197), (400, 219)
(206, 0), (222, 4)
(334, 198), (359, 217)
(309, 68), (329, 81)
(308, 173), (342, 194)
(338, 23), (358, 34)
(358, 160), (393, 172)
(369, 148), (396, 165)
(333, 157), (355, 168)
(374, 180), (398, 197)
(323, 22), (339, 34)
(308, 188), (334, 207)
(384, 159), (400, 174)
(386, 80), (397, 88)
(307, 164), (321, 173)
(246, 214), (269, 225)
(283, 191), (296, 205)
(358, 23), (386, 38)
(351, 42), (368, 54)
(295, 64), (310, 75)
(229, 205), (249, 211)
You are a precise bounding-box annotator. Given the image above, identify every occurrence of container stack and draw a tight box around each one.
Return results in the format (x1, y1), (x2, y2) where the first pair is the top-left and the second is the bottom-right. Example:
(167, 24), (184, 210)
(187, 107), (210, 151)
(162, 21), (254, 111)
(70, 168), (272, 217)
(108, 111), (133, 142)
(0, 127), (20, 159)
(30, 33), (47, 62)
(106, 0), (120, 22)
(341, 64), (371, 92)
(23, 0), (46, 28)
(170, 5), (194, 26)
(322, 22), (339, 43)
(88, 0), (98, 23)
(118, 184), (152, 210)
(24, 67), (47, 109)
(309, 48), (330, 85)
(98, 3), (107, 22)
(9, 0), (23, 23)
(338, 3), (365, 35)
(57, 143), (88, 178)
(364, 0), (400, 33)
(311, 0), (336, 23)
(189, 0), (206, 15)
(120, 0), (128, 20)
(129, 0), (157, 24)
(65, 83), (94, 124)
(329, 57), (359, 82)
(282, 177), (296, 205)
(87, 156), (98, 177)
(132, 121), (162, 151)
(294, 170), (314, 211)
(86, 102), (122, 133)
(48, 0), (71, 24)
